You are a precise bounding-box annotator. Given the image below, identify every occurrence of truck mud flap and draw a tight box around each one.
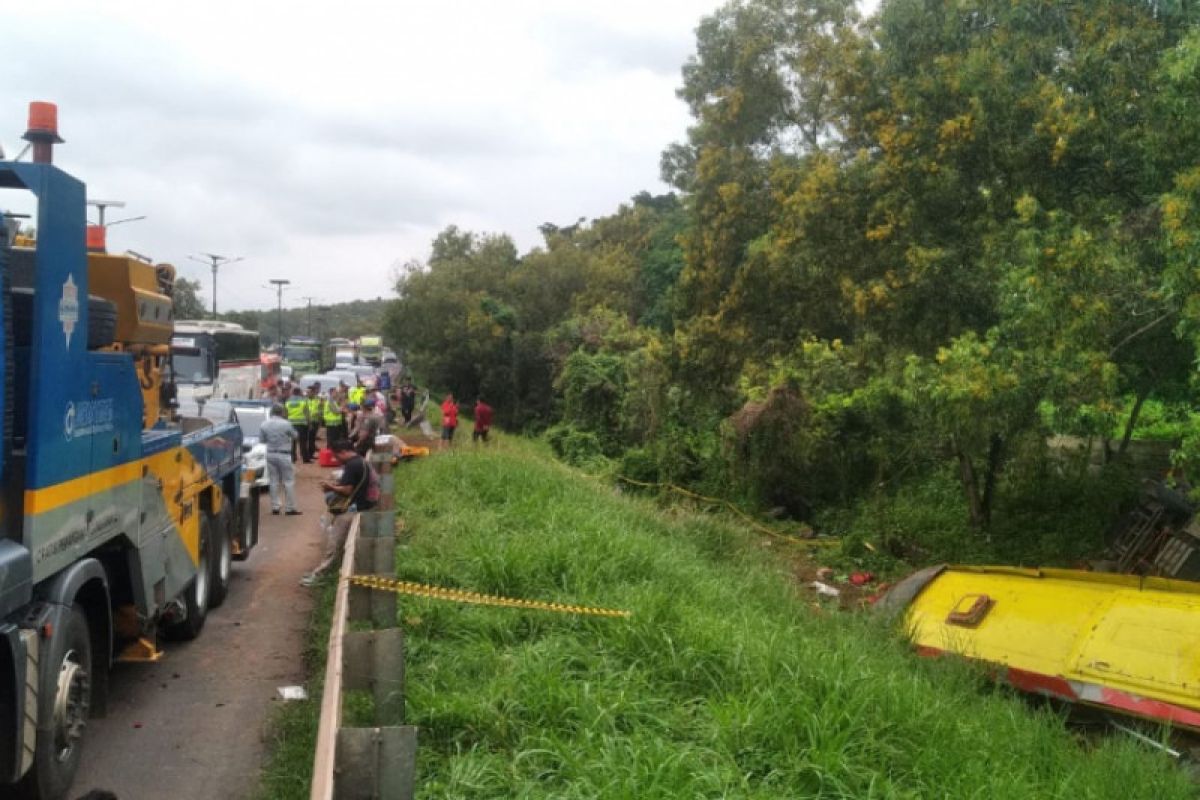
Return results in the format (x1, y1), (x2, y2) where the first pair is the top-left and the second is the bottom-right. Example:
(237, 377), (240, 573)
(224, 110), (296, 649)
(0, 623), (35, 784)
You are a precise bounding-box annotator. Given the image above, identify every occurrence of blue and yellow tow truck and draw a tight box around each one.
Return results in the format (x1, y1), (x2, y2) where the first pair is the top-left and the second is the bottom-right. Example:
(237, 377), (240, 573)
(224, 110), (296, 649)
(0, 102), (258, 799)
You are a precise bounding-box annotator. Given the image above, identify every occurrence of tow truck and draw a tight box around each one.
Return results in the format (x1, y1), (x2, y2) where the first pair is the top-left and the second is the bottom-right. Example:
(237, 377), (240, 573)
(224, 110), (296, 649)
(0, 102), (258, 799)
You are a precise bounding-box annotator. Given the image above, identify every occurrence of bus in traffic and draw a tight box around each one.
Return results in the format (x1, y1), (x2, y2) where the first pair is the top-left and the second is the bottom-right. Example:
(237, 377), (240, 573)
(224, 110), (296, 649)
(172, 320), (263, 413)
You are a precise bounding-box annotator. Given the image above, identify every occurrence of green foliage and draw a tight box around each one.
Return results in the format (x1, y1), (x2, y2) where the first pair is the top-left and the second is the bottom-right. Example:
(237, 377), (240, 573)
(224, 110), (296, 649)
(221, 298), (391, 347)
(172, 277), (207, 320)
(544, 423), (610, 471)
(826, 460), (1139, 573)
(555, 350), (626, 453)
(392, 443), (1191, 799)
(385, 0), (1200, 561)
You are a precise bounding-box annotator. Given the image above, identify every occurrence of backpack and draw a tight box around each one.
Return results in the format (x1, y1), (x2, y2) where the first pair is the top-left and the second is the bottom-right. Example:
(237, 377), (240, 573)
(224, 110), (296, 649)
(365, 461), (382, 505)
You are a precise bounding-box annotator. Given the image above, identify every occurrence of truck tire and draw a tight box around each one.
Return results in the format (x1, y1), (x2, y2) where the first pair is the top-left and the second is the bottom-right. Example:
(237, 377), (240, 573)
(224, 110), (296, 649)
(86, 297), (117, 350)
(17, 605), (92, 800)
(209, 499), (234, 609)
(164, 515), (213, 641)
(233, 490), (261, 562)
(9, 289), (117, 349)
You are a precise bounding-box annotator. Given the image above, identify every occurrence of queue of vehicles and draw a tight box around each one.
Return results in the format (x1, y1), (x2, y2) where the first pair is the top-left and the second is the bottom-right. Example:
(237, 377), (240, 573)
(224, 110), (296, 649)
(0, 102), (262, 799)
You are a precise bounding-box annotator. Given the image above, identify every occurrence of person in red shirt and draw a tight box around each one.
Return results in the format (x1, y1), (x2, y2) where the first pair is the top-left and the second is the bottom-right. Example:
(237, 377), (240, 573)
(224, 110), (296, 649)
(473, 397), (494, 443)
(440, 393), (459, 450)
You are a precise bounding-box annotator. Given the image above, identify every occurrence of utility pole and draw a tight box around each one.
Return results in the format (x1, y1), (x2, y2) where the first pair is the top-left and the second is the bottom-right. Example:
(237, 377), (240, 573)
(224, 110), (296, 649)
(189, 253), (245, 317)
(301, 296), (317, 337)
(268, 279), (290, 347)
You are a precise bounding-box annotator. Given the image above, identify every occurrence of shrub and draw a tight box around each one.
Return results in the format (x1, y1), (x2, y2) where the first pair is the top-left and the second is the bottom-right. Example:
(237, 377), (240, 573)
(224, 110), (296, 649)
(545, 423), (609, 470)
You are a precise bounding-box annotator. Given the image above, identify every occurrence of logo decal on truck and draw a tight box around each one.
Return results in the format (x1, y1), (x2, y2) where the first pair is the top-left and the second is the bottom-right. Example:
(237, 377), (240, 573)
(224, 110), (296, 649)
(64, 398), (114, 441)
(59, 273), (79, 348)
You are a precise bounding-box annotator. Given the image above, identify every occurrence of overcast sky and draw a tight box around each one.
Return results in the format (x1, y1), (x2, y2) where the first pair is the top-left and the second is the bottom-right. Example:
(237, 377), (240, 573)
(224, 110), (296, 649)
(1, 0), (727, 311)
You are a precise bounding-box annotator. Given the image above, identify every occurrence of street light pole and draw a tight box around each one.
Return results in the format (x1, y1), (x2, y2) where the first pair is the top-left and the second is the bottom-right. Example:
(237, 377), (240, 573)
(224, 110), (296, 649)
(189, 253), (245, 317)
(301, 296), (316, 337)
(269, 279), (290, 347)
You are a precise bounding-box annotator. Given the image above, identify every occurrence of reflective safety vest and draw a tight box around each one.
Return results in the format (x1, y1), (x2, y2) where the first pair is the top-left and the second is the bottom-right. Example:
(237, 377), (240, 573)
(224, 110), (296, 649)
(286, 397), (307, 424)
(348, 386), (366, 405)
(306, 397), (323, 422)
(324, 399), (344, 425)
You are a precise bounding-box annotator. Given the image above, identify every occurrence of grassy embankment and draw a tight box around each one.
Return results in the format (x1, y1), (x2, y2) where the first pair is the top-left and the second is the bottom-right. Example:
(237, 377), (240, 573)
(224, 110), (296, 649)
(387, 436), (1191, 798)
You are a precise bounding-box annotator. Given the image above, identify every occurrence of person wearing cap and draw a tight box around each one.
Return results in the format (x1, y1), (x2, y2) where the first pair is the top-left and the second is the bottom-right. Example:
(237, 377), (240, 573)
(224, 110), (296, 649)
(300, 438), (376, 586)
(323, 390), (346, 447)
(305, 384), (324, 462)
(260, 403), (302, 515)
(285, 386), (310, 463)
(353, 397), (383, 456)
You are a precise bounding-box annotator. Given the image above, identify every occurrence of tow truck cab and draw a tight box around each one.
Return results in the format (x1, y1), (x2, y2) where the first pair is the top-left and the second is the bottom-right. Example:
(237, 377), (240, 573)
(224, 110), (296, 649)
(0, 102), (256, 799)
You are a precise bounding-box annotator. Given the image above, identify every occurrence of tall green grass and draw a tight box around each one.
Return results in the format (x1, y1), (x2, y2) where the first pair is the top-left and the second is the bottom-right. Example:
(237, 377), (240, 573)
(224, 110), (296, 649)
(394, 439), (1191, 798)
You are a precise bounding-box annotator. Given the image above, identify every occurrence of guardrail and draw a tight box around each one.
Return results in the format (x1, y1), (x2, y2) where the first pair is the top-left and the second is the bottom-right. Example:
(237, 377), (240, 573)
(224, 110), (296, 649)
(312, 455), (417, 800)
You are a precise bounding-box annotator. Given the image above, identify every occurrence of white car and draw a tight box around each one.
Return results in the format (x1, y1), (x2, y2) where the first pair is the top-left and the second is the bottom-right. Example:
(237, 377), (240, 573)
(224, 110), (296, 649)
(323, 369), (357, 388)
(299, 373), (343, 397)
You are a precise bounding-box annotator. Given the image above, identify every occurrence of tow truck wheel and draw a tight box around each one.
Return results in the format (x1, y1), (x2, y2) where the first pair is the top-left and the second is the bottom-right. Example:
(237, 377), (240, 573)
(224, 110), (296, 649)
(210, 499), (234, 608)
(233, 490), (260, 562)
(17, 605), (92, 800)
(165, 514), (213, 641)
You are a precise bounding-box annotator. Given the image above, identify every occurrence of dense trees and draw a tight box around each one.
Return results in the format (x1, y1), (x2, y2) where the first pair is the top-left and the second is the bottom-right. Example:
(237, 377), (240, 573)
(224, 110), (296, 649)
(387, 0), (1200, 556)
(218, 298), (391, 346)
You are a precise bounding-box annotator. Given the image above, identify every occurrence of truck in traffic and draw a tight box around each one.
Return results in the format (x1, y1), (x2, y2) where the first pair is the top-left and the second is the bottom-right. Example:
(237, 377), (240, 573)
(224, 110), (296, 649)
(325, 336), (356, 369)
(357, 334), (383, 366)
(281, 335), (321, 376)
(0, 102), (259, 799)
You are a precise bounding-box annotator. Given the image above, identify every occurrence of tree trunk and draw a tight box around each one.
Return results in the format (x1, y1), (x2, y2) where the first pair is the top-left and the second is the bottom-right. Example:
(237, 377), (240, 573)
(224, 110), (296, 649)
(954, 440), (986, 531)
(980, 433), (1003, 530)
(1115, 388), (1149, 462)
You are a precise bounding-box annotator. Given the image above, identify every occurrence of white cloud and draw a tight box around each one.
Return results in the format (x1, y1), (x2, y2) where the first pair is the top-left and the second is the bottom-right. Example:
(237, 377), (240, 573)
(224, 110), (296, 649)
(0, 0), (725, 309)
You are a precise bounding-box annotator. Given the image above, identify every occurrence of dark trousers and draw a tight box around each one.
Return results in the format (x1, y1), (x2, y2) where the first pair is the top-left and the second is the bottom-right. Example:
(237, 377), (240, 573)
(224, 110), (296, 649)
(305, 424), (320, 461)
(325, 423), (346, 449)
(292, 424), (309, 462)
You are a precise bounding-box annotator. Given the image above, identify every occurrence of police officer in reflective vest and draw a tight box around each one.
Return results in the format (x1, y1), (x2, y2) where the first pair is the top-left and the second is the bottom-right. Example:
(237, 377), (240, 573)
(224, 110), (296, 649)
(323, 391), (346, 448)
(286, 386), (310, 463)
(348, 381), (367, 407)
(305, 384), (323, 462)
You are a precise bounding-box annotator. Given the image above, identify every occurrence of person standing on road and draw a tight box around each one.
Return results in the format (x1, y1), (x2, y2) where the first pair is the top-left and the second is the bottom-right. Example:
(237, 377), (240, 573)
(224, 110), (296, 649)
(399, 379), (416, 425)
(261, 404), (303, 516)
(286, 386), (310, 463)
(323, 391), (346, 449)
(354, 397), (383, 456)
(305, 384), (324, 461)
(345, 402), (362, 443)
(440, 393), (459, 450)
(473, 397), (493, 444)
(300, 439), (376, 585)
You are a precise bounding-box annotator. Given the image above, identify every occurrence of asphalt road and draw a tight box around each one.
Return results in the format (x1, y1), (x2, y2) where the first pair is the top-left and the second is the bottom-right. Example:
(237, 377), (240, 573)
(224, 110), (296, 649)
(72, 461), (332, 800)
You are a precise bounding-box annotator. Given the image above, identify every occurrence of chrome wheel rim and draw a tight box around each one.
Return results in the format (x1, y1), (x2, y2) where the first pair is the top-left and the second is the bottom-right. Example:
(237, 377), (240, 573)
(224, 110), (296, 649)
(195, 534), (210, 609)
(53, 648), (90, 762)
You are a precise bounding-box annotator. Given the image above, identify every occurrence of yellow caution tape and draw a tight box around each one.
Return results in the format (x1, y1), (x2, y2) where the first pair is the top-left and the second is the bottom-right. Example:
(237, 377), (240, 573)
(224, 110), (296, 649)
(349, 575), (632, 619)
